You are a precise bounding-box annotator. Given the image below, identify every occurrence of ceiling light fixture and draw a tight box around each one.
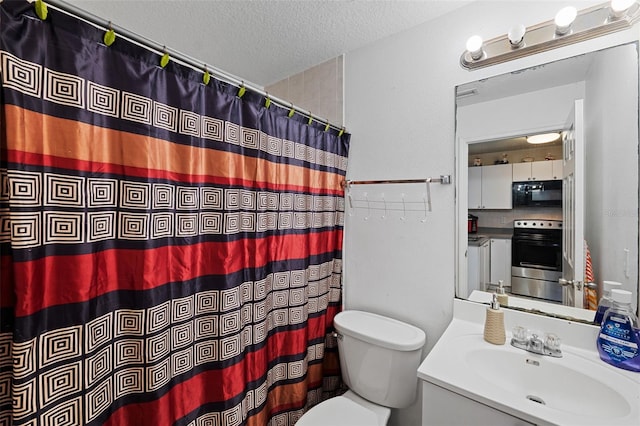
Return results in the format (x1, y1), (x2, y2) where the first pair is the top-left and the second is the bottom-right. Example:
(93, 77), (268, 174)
(527, 132), (561, 144)
(460, 1), (640, 70)
(465, 35), (484, 60)
(555, 6), (578, 35)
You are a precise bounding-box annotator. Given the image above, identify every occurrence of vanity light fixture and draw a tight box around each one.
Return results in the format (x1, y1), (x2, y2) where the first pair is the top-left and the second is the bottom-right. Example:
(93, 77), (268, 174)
(611, 0), (637, 18)
(460, 1), (640, 70)
(466, 35), (484, 60)
(526, 132), (561, 144)
(554, 6), (578, 35)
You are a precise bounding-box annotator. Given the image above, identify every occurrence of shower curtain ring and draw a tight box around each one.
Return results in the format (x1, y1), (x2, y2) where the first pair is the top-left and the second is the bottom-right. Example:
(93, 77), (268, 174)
(380, 193), (387, 220)
(400, 193), (406, 222)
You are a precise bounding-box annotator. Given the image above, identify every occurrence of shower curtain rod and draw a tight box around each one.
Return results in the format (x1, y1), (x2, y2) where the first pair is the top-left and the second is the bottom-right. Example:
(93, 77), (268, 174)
(40, 0), (346, 134)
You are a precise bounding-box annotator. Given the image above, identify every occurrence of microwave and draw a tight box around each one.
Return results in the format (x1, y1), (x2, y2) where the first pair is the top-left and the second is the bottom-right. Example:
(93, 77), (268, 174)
(512, 180), (562, 207)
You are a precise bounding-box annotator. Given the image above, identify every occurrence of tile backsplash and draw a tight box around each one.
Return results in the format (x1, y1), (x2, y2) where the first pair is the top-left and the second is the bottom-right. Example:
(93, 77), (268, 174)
(470, 207), (562, 229)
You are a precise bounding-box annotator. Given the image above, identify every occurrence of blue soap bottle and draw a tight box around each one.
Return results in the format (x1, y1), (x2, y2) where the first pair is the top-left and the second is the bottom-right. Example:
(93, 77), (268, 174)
(596, 289), (640, 372)
(594, 280), (622, 324)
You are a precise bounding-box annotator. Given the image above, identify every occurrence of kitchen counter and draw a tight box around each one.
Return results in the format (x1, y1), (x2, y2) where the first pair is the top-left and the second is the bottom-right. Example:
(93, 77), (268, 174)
(468, 227), (512, 245)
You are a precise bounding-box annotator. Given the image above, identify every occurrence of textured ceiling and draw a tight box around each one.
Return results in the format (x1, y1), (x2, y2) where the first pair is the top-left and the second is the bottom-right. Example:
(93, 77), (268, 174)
(63, 0), (472, 87)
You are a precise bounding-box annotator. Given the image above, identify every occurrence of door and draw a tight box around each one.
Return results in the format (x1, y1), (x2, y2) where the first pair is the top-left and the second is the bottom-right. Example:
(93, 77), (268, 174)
(561, 100), (585, 307)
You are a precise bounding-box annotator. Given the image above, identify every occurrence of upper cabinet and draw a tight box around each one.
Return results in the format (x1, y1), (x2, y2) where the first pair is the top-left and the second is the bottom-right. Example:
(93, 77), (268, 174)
(512, 160), (563, 181)
(468, 164), (512, 209)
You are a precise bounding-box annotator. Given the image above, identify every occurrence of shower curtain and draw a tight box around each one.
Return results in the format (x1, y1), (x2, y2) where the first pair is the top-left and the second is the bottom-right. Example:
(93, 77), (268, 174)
(0, 1), (348, 425)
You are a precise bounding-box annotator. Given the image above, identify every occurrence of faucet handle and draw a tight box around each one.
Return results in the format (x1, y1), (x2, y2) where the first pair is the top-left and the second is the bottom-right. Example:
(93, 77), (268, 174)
(544, 333), (561, 351)
(512, 326), (528, 344)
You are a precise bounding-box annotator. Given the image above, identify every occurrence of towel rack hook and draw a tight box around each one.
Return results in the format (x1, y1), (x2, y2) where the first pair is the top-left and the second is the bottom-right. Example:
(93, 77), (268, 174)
(364, 192), (370, 221)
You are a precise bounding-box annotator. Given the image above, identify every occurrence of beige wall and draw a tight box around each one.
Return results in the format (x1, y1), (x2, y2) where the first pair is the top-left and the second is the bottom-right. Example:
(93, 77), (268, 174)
(468, 146), (562, 168)
(266, 56), (344, 127)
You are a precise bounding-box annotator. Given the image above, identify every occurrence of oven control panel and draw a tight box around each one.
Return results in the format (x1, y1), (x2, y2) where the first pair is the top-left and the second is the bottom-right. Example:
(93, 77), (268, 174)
(514, 220), (562, 229)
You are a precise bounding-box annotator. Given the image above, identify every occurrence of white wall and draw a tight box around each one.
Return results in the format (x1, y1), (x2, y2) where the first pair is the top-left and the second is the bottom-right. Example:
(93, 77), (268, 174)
(584, 44), (639, 302)
(457, 82), (585, 142)
(343, 1), (637, 424)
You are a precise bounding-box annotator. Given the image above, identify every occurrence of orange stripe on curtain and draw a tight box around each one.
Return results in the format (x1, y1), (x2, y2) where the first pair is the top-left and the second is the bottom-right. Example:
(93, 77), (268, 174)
(4, 105), (344, 193)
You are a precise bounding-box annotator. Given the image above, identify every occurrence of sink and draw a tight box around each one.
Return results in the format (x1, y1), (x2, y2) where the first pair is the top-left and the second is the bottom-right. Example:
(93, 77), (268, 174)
(462, 337), (633, 419)
(418, 317), (640, 425)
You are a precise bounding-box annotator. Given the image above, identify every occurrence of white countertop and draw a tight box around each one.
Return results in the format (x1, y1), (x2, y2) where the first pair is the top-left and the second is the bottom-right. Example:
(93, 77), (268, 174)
(418, 299), (640, 426)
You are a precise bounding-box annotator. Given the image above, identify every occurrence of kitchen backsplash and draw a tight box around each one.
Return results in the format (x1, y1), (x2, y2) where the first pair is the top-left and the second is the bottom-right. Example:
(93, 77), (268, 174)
(469, 207), (562, 229)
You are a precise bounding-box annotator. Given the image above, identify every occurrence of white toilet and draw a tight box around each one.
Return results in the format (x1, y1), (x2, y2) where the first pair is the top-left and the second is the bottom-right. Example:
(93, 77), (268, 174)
(297, 310), (426, 426)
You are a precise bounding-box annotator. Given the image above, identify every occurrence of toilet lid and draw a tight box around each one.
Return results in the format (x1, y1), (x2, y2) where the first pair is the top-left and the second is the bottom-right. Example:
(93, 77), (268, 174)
(297, 396), (380, 426)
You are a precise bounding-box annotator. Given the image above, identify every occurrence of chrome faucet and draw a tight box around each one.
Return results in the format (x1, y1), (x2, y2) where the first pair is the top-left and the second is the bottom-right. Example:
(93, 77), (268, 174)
(510, 327), (562, 358)
(527, 333), (545, 352)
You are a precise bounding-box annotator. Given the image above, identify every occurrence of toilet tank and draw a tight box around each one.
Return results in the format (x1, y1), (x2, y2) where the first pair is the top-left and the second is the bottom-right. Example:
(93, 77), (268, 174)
(334, 310), (426, 409)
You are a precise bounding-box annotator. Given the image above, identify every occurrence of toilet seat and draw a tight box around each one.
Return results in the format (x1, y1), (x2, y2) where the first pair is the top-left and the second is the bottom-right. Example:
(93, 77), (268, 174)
(296, 392), (390, 426)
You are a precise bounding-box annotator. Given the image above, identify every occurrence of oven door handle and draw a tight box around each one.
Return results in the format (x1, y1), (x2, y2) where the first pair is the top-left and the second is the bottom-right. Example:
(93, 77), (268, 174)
(519, 262), (559, 271)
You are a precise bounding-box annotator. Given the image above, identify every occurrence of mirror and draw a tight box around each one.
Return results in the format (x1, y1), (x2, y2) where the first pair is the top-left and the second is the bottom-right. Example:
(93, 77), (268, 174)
(455, 42), (639, 323)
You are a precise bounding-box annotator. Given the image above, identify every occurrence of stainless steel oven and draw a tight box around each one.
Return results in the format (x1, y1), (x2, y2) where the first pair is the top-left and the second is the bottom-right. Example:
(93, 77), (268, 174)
(511, 220), (563, 302)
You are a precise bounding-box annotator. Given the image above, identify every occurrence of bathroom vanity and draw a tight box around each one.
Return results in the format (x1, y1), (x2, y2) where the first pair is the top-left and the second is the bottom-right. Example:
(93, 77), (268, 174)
(417, 299), (640, 426)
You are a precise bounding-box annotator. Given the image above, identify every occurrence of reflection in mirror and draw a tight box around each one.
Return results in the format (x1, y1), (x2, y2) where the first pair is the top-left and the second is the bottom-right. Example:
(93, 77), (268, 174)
(455, 43), (639, 323)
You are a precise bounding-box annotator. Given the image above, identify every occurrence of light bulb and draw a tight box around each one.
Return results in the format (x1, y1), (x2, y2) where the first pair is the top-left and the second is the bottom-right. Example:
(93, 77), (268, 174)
(466, 35), (484, 60)
(508, 24), (526, 47)
(555, 6), (577, 35)
(611, 0), (636, 18)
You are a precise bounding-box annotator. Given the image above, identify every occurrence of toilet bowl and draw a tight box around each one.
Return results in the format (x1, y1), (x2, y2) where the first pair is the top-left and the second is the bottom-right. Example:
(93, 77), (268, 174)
(297, 310), (426, 426)
(296, 391), (389, 426)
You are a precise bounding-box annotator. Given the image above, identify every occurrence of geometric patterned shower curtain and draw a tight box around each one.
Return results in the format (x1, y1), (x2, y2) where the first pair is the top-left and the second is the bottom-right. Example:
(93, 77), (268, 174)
(0, 1), (348, 424)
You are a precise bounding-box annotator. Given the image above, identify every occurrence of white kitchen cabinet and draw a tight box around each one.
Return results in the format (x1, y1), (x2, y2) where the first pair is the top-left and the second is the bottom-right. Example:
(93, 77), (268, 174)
(468, 166), (482, 210)
(550, 159), (563, 179)
(468, 164), (512, 209)
(467, 239), (490, 296)
(490, 238), (511, 287)
(512, 160), (563, 181)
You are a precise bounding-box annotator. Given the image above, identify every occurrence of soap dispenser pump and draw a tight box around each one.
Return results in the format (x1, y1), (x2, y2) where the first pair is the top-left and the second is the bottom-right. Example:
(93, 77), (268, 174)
(484, 293), (506, 345)
(496, 279), (508, 307)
